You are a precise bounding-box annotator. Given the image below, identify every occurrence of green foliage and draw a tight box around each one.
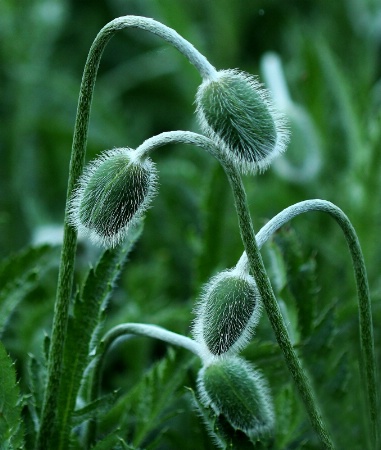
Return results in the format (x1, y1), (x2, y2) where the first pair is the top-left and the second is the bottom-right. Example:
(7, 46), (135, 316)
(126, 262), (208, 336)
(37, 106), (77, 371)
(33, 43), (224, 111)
(0, 245), (58, 337)
(55, 222), (143, 448)
(71, 392), (117, 428)
(1, 1), (380, 449)
(99, 349), (195, 448)
(268, 227), (319, 342)
(90, 432), (130, 450)
(0, 341), (24, 449)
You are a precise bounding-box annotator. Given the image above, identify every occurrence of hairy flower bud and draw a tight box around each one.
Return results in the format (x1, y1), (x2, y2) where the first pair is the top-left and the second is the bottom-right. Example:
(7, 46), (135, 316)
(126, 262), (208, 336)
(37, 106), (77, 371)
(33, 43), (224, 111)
(193, 268), (261, 357)
(196, 69), (289, 173)
(69, 148), (157, 247)
(197, 357), (274, 436)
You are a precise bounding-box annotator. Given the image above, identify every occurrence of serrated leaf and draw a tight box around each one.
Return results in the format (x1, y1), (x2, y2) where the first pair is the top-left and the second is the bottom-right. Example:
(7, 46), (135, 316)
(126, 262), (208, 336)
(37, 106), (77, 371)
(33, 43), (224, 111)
(100, 350), (195, 448)
(55, 221), (143, 449)
(71, 391), (117, 427)
(27, 353), (46, 428)
(304, 303), (336, 355)
(90, 429), (125, 450)
(0, 341), (24, 448)
(0, 244), (58, 336)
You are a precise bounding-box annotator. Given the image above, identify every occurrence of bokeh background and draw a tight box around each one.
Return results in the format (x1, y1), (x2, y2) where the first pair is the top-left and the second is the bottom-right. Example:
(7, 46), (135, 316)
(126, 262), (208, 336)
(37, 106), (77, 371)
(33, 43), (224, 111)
(1, 0), (380, 448)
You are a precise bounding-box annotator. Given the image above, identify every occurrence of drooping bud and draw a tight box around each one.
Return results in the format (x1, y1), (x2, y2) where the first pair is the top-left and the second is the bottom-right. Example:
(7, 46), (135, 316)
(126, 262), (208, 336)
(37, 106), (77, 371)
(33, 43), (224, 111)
(69, 148), (157, 247)
(197, 357), (274, 436)
(193, 267), (261, 357)
(196, 69), (289, 173)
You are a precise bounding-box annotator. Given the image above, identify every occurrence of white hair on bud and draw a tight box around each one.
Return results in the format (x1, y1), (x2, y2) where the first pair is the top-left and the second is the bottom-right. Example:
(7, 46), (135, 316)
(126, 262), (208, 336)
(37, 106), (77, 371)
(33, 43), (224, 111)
(197, 356), (274, 437)
(68, 148), (157, 247)
(192, 265), (262, 362)
(196, 69), (290, 174)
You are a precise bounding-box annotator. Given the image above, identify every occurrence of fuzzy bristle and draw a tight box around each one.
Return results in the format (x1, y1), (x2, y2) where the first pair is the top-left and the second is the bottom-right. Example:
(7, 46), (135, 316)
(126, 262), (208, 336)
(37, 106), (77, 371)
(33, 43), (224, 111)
(68, 148), (157, 247)
(196, 69), (290, 174)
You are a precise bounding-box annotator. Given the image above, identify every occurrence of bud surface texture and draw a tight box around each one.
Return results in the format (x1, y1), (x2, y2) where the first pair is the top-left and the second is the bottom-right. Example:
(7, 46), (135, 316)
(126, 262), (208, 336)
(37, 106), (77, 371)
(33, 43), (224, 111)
(196, 70), (289, 172)
(69, 148), (156, 247)
(198, 357), (274, 435)
(193, 269), (261, 357)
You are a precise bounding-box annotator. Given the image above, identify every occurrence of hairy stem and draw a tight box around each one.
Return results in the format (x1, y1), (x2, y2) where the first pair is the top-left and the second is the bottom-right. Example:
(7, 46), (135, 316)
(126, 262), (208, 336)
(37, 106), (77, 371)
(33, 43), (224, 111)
(137, 131), (335, 449)
(214, 160), (335, 449)
(85, 324), (201, 446)
(237, 199), (379, 448)
(37, 17), (215, 449)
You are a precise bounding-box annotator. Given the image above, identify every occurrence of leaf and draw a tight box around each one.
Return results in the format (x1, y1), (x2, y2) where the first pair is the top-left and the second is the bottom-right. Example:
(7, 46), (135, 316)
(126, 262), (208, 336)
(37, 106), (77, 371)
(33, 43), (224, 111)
(55, 221), (143, 449)
(0, 244), (58, 336)
(274, 383), (303, 448)
(304, 303), (336, 357)
(0, 341), (24, 449)
(24, 351), (49, 446)
(273, 227), (320, 341)
(90, 429), (125, 450)
(27, 353), (46, 426)
(71, 391), (117, 427)
(100, 350), (195, 448)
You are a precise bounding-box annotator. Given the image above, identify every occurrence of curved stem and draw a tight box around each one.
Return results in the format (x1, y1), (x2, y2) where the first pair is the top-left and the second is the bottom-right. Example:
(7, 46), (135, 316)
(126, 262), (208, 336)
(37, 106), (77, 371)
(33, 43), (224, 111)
(237, 199), (379, 448)
(37, 17), (215, 449)
(85, 323), (201, 446)
(136, 131), (335, 449)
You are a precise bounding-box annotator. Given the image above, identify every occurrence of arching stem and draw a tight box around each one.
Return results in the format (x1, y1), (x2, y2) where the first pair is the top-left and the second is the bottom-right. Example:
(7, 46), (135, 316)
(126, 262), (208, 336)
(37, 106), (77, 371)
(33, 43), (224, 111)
(238, 199), (379, 449)
(37, 17), (215, 449)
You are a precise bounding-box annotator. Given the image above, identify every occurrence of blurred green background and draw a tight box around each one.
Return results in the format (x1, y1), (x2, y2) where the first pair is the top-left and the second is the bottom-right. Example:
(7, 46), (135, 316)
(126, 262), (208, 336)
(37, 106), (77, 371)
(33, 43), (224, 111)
(1, 0), (380, 448)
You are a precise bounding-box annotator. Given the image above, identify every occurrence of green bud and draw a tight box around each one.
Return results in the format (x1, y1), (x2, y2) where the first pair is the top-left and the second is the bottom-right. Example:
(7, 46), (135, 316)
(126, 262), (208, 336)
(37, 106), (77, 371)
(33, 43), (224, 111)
(193, 268), (261, 357)
(196, 69), (289, 173)
(69, 148), (157, 247)
(198, 357), (274, 436)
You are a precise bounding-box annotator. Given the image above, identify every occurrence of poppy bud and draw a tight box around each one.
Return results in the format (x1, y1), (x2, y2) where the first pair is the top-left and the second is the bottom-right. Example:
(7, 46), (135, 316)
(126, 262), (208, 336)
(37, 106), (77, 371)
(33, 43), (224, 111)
(69, 148), (157, 247)
(193, 268), (261, 357)
(197, 357), (274, 436)
(196, 69), (289, 173)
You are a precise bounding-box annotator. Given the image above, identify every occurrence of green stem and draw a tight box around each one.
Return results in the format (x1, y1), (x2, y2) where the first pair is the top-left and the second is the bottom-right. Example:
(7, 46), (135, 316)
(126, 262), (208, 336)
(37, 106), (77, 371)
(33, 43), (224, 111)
(85, 323), (201, 447)
(37, 16), (215, 449)
(238, 199), (379, 449)
(137, 131), (335, 449)
(217, 162), (335, 450)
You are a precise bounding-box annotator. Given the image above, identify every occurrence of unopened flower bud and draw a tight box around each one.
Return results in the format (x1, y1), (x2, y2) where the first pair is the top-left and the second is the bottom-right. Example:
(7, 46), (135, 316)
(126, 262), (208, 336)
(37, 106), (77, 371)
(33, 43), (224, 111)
(193, 268), (261, 357)
(69, 148), (157, 247)
(196, 69), (289, 173)
(197, 357), (274, 436)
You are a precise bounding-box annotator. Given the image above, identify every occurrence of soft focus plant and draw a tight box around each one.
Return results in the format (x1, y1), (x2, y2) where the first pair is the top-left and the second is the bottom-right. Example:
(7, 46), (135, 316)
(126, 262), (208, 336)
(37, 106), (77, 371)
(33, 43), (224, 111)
(0, 11), (379, 450)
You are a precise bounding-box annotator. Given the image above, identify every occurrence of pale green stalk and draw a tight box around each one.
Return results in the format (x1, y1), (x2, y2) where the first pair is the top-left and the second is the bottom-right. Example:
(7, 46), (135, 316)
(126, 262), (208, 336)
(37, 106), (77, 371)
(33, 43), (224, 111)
(136, 131), (335, 449)
(37, 17), (215, 449)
